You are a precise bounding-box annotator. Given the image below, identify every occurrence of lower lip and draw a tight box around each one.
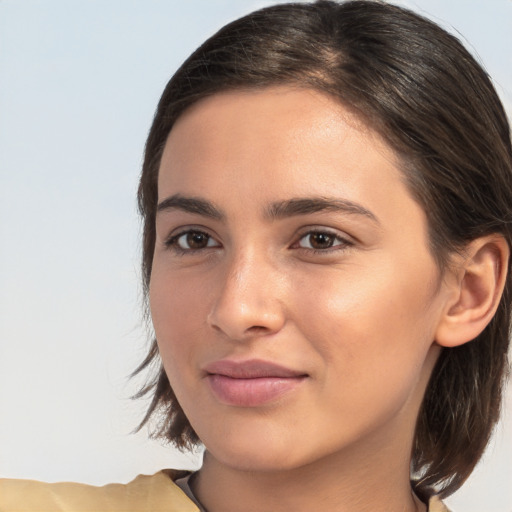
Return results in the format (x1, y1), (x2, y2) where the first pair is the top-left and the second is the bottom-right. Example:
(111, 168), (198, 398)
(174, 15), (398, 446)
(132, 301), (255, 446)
(206, 374), (306, 407)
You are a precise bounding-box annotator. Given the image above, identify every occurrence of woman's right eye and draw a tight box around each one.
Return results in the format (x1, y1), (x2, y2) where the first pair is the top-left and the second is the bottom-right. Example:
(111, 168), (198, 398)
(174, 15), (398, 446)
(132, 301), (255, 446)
(165, 230), (220, 252)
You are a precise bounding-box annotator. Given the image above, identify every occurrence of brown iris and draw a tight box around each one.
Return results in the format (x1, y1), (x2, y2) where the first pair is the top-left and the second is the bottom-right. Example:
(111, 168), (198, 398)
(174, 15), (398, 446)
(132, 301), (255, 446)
(186, 231), (210, 249)
(307, 232), (335, 249)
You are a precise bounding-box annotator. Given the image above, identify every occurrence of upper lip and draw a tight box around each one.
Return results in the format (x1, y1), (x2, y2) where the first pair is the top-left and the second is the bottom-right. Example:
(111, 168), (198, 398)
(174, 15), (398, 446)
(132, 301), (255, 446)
(203, 359), (307, 379)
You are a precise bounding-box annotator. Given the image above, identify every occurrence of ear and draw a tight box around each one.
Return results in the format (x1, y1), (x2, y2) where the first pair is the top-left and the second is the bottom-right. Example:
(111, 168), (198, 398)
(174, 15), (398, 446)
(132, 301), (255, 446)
(435, 235), (510, 348)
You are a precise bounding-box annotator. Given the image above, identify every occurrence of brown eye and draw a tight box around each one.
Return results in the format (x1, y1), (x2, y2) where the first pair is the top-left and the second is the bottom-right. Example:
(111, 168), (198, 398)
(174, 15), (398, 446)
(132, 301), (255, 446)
(170, 230), (219, 251)
(311, 233), (334, 249)
(186, 231), (210, 249)
(297, 231), (349, 251)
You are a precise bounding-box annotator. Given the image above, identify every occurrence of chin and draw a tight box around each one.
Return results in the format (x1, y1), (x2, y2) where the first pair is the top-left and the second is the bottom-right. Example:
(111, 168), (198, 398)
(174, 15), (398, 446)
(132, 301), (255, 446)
(200, 423), (309, 473)
(207, 445), (305, 473)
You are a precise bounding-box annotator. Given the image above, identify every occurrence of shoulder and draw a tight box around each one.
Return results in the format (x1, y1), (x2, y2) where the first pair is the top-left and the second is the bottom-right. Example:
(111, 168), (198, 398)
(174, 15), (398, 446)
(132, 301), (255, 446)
(0, 469), (200, 512)
(429, 495), (453, 512)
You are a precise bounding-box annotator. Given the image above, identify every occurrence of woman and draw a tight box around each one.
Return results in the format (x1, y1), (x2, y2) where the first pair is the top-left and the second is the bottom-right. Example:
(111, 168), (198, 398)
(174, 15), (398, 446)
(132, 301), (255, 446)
(1, 1), (511, 511)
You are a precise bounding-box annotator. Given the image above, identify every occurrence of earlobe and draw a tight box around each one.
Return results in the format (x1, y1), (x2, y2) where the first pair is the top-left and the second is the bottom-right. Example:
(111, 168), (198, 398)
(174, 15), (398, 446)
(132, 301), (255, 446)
(435, 235), (510, 348)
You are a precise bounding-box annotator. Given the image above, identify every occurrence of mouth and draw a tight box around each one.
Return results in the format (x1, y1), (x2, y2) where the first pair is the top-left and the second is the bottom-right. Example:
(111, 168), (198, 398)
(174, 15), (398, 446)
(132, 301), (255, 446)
(203, 359), (308, 407)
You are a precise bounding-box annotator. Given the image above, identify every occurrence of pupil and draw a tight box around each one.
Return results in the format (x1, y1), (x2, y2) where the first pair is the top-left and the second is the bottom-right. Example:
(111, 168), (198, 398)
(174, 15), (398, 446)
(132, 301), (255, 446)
(187, 232), (207, 248)
(311, 233), (332, 248)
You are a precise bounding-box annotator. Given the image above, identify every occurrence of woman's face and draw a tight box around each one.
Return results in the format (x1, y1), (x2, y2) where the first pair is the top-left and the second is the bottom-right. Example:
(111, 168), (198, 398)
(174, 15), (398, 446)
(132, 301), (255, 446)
(150, 87), (450, 472)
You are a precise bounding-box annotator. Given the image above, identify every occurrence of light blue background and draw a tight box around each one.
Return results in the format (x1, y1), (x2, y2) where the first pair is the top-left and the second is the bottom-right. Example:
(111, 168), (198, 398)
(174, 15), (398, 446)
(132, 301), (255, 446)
(1, 1), (511, 510)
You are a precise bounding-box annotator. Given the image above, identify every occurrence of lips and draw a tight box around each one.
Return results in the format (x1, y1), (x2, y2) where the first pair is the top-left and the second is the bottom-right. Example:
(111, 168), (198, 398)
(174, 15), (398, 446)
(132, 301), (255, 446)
(203, 359), (307, 407)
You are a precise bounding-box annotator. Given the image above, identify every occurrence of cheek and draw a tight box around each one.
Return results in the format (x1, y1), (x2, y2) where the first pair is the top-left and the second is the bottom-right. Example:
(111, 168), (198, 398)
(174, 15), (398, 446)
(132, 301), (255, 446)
(149, 269), (211, 378)
(291, 270), (437, 441)
(291, 257), (439, 385)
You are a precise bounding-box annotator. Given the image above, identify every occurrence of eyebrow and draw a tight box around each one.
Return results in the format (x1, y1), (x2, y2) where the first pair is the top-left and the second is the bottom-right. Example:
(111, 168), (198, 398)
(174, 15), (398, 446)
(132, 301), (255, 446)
(156, 194), (225, 220)
(156, 194), (378, 224)
(266, 197), (379, 224)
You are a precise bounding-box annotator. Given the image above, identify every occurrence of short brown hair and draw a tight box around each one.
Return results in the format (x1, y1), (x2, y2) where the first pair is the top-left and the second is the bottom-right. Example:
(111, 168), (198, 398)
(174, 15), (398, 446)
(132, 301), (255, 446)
(134, 0), (512, 498)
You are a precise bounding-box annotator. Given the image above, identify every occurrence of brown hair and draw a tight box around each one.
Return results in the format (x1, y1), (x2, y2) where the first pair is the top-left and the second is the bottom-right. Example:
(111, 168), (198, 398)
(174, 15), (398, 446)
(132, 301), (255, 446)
(134, 0), (512, 498)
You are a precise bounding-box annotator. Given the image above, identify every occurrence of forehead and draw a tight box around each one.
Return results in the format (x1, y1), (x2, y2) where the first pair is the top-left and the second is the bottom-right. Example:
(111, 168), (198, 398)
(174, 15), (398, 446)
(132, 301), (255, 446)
(158, 87), (405, 203)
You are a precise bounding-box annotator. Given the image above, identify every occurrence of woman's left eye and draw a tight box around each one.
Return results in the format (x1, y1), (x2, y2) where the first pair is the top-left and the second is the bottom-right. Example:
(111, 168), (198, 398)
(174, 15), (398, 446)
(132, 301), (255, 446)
(296, 231), (351, 251)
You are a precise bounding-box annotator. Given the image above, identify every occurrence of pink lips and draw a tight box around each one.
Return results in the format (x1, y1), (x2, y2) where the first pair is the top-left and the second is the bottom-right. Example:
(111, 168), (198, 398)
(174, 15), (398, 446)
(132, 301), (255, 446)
(204, 359), (307, 407)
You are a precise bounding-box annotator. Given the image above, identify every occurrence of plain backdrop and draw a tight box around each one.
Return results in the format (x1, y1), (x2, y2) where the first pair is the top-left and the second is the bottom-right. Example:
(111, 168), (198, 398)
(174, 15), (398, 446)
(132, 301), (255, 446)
(1, 1), (511, 511)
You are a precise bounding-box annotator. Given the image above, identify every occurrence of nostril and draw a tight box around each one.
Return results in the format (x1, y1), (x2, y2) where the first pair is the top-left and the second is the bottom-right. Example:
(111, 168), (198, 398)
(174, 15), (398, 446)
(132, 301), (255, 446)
(245, 325), (270, 335)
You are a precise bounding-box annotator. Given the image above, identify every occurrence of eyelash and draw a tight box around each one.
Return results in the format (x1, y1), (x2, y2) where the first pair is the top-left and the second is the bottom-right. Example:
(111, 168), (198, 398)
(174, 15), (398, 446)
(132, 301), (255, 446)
(164, 228), (353, 255)
(164, 229), (220, 255)
(292, 229), (353, 254)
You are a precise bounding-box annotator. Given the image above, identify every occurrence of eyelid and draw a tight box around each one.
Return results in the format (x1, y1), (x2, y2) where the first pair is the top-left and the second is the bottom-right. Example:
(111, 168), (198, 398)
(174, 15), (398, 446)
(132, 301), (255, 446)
(291, 226), (354, 252)
(164, 226), (222, 253)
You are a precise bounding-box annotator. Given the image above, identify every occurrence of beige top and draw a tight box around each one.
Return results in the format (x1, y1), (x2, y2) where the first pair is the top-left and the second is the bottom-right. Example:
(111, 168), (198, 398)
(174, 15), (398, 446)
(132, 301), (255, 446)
(0, 470), (450, 511)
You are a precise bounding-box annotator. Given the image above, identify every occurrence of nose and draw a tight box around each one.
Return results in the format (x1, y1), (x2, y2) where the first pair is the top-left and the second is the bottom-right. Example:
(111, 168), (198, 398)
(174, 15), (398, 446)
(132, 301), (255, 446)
(207, 251), (286, 341)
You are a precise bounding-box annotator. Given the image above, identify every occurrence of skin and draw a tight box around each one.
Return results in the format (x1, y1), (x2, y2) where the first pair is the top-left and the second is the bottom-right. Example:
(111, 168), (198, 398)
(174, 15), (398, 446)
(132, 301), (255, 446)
(149, 87), (458, 511)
